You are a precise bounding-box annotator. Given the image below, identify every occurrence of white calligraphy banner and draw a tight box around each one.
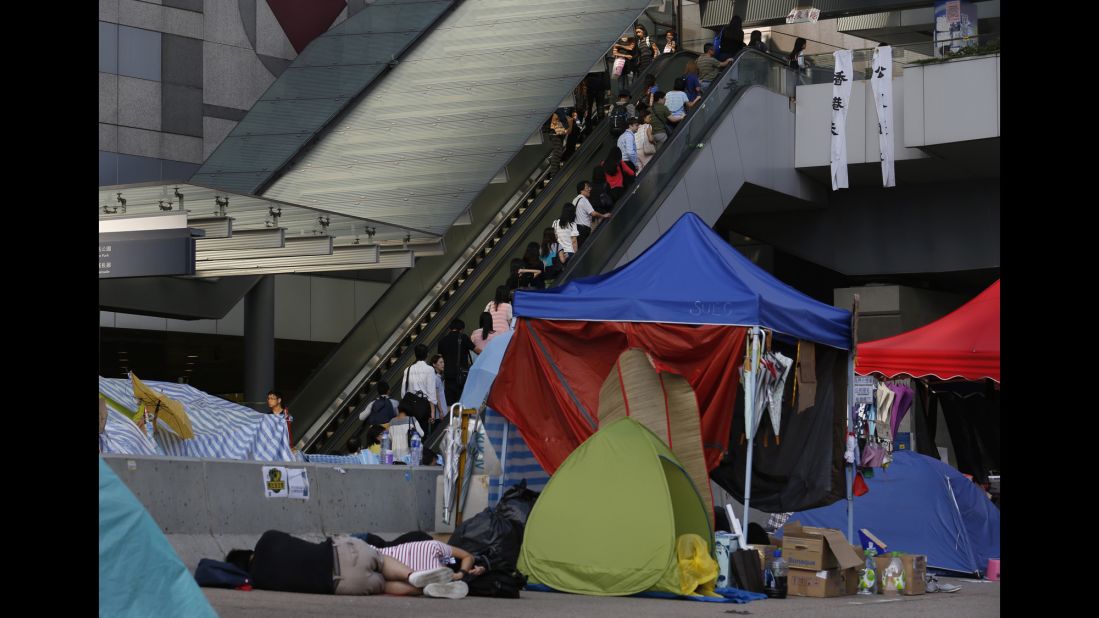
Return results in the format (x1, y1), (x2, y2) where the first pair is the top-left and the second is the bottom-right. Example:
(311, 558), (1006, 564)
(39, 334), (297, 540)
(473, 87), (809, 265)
(830, 50), (853, 190)
(872, 45), (896, 187)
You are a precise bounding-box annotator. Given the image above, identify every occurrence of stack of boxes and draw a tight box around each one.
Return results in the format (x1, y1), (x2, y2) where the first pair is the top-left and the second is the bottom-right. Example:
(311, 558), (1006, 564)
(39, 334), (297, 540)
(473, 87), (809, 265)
(780, 522), (927, 597)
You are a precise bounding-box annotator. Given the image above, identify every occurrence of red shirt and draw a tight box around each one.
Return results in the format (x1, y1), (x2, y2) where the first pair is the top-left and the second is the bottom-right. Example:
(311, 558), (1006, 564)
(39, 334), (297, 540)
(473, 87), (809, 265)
(604, 160), (636, 189)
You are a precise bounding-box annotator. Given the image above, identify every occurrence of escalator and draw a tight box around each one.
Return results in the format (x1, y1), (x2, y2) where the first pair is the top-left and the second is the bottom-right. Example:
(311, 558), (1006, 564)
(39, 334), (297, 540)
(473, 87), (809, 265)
(298, 52), (697, 453)
(559, 49), (803, 283)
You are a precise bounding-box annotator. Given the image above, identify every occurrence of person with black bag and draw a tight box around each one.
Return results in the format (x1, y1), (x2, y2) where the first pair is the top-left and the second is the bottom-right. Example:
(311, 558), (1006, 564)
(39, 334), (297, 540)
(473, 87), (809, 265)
(400, 344), (436, 436)
(436, 319), (475, 406)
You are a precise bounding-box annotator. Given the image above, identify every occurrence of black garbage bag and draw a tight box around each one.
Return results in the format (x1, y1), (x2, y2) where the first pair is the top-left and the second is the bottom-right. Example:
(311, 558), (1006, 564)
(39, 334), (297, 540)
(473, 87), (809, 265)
(449, 480), (540, 595)
(494, 481), (540, 527)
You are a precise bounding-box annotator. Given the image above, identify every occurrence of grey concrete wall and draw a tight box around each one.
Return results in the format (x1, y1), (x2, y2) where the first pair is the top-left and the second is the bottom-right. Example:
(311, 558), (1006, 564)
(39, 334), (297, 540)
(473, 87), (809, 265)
(795, 78), (930, 168)
(104, 455), (441, 572)
(833, 285), (967, 345)
(728, 178), (1000, 276)
(903, 55), (1000, 148)
(100, 274), (389, 343)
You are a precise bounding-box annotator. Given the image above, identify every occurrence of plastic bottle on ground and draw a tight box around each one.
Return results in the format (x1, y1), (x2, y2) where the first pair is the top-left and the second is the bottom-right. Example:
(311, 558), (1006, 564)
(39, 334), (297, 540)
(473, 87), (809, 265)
(858, 546), (878, 595)
(764, 549), (788, 598)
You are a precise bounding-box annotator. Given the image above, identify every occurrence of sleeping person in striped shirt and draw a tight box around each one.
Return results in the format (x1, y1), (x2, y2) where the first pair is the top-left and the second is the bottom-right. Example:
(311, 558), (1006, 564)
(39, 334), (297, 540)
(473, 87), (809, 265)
(373, 540), (486, 584)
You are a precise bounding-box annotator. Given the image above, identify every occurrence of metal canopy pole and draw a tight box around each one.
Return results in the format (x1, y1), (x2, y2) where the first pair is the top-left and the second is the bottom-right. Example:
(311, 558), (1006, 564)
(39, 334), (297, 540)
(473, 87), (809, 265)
(846, 350), (856, 544)
(741, 326), (760, 544)
(496, 420), (509, 507)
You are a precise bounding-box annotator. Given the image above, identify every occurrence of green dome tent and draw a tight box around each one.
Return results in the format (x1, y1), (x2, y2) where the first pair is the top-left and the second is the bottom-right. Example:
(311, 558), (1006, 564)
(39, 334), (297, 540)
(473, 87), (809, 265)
(518, 417), (714, 596)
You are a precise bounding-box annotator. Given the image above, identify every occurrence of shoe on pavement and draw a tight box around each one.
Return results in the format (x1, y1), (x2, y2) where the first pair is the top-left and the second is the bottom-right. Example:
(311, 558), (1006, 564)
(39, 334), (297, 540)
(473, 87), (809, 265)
(424, 580), (469, 599)
(409, 567), (453, 589)
(937, 581), (962, 593)
(925, 574), (939, 593)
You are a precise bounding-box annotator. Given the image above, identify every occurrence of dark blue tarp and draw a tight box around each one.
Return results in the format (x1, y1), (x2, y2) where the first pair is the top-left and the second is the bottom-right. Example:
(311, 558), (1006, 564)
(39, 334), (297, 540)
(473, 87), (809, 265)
(514, 212), (851, 350)
(784, 451), (1000, 576)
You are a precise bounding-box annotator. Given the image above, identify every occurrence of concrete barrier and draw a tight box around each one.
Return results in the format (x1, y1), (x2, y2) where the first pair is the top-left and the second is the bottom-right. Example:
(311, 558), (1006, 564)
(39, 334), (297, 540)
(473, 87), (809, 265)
(103, 455), (442, 571)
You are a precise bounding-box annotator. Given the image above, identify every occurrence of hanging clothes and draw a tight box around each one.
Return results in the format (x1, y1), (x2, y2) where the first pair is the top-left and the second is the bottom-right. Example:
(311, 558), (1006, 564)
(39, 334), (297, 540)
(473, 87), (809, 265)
(765, 351), (793, 443)
(796, 342), (817, 413)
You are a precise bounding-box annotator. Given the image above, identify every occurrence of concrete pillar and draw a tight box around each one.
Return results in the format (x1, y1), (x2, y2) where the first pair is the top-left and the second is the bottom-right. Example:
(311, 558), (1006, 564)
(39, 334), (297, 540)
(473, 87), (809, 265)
(244, 275), (275, 412)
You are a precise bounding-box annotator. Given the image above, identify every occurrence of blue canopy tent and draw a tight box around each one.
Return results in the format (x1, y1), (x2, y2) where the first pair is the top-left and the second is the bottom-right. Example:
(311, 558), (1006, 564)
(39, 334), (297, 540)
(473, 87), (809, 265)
(783, 451), (1000, 576)
(514, 213), (851, 349)
(494, 212), (854, 538)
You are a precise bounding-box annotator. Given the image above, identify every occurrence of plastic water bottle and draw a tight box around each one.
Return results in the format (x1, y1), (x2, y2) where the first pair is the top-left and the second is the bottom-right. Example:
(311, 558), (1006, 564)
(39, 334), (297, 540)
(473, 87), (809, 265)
(380, 430), (392, 465)
(764, 549), (788, 598)
(410, 434), (422, 466)
(882, 552), (906, 594)
(858, 546), (878, 595)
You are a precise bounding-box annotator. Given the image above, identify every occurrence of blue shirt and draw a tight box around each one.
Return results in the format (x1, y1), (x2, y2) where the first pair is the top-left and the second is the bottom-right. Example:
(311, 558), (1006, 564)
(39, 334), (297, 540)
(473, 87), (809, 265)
(617, 130), (639, 167)
(685, 74), (702, 101)
(665, 91), (689, 115)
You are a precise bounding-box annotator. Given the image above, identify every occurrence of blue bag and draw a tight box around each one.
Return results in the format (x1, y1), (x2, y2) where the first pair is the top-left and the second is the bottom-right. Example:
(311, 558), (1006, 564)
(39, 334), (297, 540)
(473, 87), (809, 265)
(194, 558), (252, 589)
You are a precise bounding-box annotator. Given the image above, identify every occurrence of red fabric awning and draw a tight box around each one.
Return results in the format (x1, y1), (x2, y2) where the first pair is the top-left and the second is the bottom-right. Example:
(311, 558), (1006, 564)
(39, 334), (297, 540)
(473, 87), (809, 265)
(487, 319), (747, 475)
(856, 280), (1000, 383)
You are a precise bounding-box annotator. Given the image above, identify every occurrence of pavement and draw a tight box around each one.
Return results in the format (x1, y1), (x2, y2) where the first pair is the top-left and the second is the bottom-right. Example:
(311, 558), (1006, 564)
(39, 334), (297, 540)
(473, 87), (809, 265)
(204, 577), (999, 617)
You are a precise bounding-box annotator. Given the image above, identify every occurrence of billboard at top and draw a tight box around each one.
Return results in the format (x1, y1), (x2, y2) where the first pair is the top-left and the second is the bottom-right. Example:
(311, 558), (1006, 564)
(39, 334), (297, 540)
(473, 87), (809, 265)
(934, 0), (979, 58)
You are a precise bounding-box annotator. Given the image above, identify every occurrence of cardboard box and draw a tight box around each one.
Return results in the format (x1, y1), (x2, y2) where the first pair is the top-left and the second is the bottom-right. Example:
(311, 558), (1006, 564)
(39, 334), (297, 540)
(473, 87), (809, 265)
(747, 544), (778, 573)
(874, 554), (926, 596)
(781, 522), (865, 572)
(788, 567), (859, 597)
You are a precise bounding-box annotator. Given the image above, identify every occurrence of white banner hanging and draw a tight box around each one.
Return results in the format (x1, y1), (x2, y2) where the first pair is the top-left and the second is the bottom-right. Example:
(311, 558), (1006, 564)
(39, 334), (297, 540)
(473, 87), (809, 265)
(871, 46), (896, 188)
(830, 50), (853, 190)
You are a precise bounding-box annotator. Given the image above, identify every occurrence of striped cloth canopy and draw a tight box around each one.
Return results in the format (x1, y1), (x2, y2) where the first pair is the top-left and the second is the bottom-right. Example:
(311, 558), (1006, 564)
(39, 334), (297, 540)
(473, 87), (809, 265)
(99, 377), (294, 462)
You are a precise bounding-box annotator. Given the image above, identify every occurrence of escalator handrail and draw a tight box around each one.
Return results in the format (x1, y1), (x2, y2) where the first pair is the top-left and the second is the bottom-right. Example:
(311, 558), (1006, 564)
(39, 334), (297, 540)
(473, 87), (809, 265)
(311, 52), (697, 452)
(558, 49), (796, 284)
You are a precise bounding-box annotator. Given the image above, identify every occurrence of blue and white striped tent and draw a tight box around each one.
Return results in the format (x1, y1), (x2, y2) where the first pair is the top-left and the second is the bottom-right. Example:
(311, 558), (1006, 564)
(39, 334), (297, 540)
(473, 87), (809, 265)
(484, 407), (549, 504)
(99, 376), (294, 461)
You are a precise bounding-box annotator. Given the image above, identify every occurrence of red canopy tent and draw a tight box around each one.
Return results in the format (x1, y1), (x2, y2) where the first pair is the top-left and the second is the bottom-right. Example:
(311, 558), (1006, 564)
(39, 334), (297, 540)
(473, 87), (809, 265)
(856, 280), (1000, 383)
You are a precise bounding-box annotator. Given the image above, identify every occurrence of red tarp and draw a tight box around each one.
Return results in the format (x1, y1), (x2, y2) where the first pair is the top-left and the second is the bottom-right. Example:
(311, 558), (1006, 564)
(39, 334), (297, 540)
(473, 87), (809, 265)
(856, 280), (1000, 383)
(487, 319), (747, 475)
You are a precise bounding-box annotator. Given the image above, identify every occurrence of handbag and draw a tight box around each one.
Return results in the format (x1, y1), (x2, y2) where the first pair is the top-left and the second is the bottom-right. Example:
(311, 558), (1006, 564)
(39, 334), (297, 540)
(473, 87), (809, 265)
(399, 367), (432, 425)
(638, 127), (656, 155)
(612, 57), (626, 77)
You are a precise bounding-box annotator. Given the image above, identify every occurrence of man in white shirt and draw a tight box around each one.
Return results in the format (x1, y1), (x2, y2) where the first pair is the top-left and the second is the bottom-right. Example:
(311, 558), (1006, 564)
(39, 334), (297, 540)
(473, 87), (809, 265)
(572, 181), (611, 248)
(616, 117), (640, 172)
(400, 344), (437, 429)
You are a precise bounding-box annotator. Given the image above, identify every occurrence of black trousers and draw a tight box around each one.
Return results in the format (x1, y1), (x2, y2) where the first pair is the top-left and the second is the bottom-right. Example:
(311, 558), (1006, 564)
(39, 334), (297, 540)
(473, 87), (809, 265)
(577, 224), (592, 248)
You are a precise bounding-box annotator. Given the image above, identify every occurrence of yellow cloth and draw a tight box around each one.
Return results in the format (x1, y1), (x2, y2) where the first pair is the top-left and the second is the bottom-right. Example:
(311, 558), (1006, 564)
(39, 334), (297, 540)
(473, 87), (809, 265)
(675, 534), (721, 597)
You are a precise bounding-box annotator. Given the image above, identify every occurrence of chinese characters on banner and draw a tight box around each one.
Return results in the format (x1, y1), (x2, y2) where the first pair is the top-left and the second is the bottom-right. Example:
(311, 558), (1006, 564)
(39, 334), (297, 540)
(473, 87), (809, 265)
(830, 50), (853, 190)
(871, 46), (896, 188)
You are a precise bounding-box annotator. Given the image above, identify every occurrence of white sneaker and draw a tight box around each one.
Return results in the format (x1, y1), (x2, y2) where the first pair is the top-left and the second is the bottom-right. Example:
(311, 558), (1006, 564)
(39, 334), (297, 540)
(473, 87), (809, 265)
(424, 580), (469, 599)
(409, 567), (453, 588)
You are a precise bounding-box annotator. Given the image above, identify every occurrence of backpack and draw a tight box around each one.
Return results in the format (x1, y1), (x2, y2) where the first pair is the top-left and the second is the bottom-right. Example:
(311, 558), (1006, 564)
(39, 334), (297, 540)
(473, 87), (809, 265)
(364, 396), (396, 426)
(467, 568), (528, 598)
(609, 104), (629, 136)
(194, 558), (252, 589)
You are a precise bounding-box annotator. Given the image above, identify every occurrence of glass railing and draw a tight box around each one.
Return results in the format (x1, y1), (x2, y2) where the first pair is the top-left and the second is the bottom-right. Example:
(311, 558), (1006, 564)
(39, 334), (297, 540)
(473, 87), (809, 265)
(800, 33), (1001, 85)
(561, 48), (794, 283)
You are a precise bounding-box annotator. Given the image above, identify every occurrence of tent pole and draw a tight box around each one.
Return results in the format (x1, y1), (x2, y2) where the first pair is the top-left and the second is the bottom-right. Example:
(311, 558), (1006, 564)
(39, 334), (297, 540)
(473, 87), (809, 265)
(497, 420), (509, 507)
(742, 327), (759, 548)
(846, 350), (856, 544)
